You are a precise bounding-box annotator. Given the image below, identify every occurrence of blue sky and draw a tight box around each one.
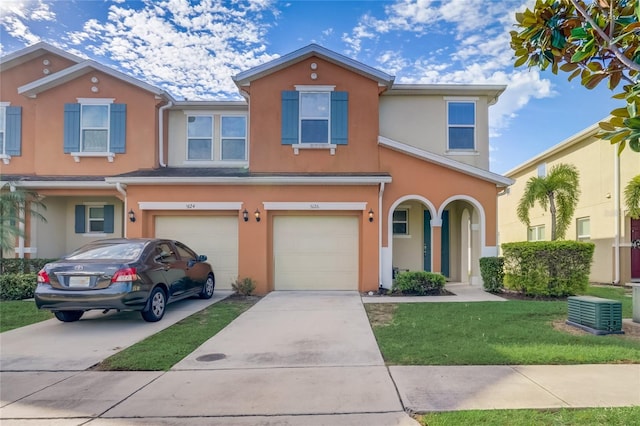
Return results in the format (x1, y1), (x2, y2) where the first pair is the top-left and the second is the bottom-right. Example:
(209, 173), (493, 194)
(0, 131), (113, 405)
(0, 0), (620, 174)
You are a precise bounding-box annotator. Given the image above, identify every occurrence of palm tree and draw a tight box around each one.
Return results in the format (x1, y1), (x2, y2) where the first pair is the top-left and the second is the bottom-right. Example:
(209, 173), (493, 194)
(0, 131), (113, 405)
(0, 182), (47, 260)
(517, 163), (580, 241)
(625, 174), (640, 219)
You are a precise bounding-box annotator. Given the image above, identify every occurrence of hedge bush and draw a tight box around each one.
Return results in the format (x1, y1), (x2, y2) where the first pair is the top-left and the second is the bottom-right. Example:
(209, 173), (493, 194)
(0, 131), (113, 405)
(0, 273), (37, 300)
(502, 241), (594, 297)
(479, 257), (504, 293)
(392, 271), (446, 295)
(0, 258), (57, 274)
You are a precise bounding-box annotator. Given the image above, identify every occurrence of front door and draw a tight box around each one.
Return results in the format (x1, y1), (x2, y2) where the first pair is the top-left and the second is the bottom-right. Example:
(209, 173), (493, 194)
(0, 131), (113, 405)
(423, 211), (431, 272)
(632, 218), (640, 281)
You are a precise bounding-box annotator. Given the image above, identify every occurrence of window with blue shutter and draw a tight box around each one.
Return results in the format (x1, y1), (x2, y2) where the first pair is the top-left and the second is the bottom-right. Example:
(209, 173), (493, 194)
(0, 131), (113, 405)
(74, 205), (86, 233)
(64, 103), (126, 153)
(104, 205), (115, 233)
(4, 106), (22, 156)
(281, 91), (299, 145)
(74, 205), (115, 234)
(330, 92), (348, 145)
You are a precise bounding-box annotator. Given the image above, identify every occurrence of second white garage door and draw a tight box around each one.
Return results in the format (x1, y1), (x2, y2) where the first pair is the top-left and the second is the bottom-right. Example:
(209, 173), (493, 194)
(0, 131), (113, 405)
(273, 216), (359, 290)
(155, 216), (238, 290)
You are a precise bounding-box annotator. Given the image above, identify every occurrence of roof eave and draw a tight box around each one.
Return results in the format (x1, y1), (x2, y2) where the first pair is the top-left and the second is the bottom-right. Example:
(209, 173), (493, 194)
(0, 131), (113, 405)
(105, 175), (392, 185)
(0, 42), (84, 72)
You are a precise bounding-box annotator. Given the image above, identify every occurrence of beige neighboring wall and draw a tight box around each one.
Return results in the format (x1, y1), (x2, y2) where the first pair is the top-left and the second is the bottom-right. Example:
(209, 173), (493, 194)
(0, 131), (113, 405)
(498, 122), (640, 284)
(392, 201), (425, 271)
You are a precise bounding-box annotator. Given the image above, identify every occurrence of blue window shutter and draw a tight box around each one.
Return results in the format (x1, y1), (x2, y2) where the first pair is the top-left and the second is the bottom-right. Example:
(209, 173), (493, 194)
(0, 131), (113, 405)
(104, 205), (115, 233)
(5, 106), (22, 156)
(331, 91), (348, 145)
(75, 205), (86, 233)
(281, 91), (299, 145)
(64, 104), (81, 153)
(110, 104), (126, 153)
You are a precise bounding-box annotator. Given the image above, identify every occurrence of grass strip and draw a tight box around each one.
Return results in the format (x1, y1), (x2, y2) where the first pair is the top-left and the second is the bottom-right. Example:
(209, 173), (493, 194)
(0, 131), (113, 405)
(417, 406), (640, 426)
(367, 299), (640, 365)
(0, 300), (53, 333)
(94, 295), (258, 371)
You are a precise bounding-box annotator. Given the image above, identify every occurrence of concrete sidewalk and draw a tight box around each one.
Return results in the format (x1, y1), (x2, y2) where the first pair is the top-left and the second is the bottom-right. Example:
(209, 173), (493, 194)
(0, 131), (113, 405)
(1, 287), (639, 425)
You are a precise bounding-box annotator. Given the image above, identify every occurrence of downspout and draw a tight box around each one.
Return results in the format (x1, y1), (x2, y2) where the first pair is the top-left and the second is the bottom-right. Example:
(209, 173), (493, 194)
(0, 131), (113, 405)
(158, 101), (173, 168)
(378, 181), (385, 289)
(10, 184), (25, 258)
(115, 182), (128, 237)
(614, 144), (621, 284)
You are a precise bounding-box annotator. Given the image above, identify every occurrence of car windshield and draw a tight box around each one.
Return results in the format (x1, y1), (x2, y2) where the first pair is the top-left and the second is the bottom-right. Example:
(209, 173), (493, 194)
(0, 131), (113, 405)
(66, 242), (145, 261)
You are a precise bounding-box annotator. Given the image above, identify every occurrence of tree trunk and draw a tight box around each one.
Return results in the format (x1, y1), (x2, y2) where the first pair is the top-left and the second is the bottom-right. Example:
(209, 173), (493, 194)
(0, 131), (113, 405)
(548, 192), (557, 241)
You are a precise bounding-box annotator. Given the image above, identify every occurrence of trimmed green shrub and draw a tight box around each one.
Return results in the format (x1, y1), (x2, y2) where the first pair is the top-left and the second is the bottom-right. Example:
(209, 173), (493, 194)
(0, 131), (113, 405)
(0, 258), (57, 274)
(392, 271), (446, 295)
(502, 241), (594, 297)
(0, 273), (37, 300)
(479, 257), (504, 293)
(231, 277), (256, 296)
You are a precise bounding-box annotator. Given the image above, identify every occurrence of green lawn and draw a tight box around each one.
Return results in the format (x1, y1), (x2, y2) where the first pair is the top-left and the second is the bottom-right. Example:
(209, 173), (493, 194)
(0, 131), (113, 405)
(0, 300), (53, 332)
(417, 406), (640, 426)
(366, 286), (640, 365)
(94, 296), (257, 371)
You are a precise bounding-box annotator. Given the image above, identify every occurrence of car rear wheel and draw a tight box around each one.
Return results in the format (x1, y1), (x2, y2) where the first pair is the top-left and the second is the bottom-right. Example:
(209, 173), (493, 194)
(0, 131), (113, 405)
(141, 287), (166, 322)
(199, 274), (215, 299)
(54, 311), (84, 322)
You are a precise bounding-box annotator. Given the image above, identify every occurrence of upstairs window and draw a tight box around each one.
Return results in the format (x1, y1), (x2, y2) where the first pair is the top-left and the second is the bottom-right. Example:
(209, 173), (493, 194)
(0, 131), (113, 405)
(527, 225), (545, 241)
(187, 115), (213, 160)
(281, 88), (348, 147)
(221, 116), (247, 160)
(0, 103), (22, 161)
(64, 100), (126, 157)
(300, 92), (330, 143)
(81, 104), (109, 152)
(447, 101), (475, 150)
(576, 217), (590, 241)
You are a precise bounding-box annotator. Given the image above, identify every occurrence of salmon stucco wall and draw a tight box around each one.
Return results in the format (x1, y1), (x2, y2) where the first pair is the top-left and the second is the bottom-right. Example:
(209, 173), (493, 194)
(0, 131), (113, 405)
(124, 183), (380, 294)
(245, 56), (381, 173)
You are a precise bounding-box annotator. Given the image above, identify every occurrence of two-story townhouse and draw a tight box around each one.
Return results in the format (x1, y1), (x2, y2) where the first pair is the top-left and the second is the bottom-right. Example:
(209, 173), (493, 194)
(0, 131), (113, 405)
(498, 122), (640, 284)
(1, 42), (174, 261)
(2, 43), (512, 294)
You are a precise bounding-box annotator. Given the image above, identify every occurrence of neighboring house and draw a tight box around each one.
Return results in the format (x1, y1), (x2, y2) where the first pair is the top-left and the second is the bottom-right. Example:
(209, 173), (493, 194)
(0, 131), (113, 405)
(1, 42), (511, 293)
(498, 122), (640, 284)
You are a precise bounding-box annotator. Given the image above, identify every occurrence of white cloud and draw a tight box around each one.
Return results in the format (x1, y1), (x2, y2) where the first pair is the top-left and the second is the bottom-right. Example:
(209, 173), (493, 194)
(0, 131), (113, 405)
(0, 1), (56, 51)
(64, 0), (280, 100)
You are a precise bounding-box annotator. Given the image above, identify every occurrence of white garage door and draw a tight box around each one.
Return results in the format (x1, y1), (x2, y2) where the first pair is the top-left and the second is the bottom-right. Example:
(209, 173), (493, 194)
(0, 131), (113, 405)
(155, 216), (238, 290)
(273, 216), (358, 290)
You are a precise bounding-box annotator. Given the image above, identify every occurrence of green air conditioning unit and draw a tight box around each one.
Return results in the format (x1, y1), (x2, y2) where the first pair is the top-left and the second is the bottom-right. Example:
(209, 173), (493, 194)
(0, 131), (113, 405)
(567, 296), (623, 335)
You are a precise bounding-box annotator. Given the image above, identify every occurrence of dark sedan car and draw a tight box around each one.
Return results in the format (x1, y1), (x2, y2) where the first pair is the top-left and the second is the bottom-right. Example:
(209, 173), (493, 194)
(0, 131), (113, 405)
(35, 238), (215, 323)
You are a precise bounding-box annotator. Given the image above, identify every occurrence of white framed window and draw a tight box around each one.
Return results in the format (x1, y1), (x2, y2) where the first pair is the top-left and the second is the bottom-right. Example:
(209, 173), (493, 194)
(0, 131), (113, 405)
(537, 163), (547, 177)
(80, 104), (110, 152)
(187, 115), (214, 160)
(300, 92), (330, 143)
(0, 105), (6, 155)
(528, 225), (545, 241)
(88, 206), (105, 233)
(576, 217), (590, 241)
(220, 115), (247, 160)
(393, 209), (409, 235)
(447, 100), (476, 150)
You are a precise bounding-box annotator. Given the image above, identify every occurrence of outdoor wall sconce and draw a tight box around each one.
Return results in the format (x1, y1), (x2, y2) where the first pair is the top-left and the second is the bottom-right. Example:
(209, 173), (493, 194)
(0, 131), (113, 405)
(368, 208), (374, 222)
(254, 208), (261, 222)
(128, 209), (136, 223)
(242, 209), (249, 222)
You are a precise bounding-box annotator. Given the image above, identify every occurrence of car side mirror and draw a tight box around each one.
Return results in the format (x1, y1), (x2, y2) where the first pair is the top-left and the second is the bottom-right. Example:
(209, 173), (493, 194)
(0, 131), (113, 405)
(197, 254), (207, 262)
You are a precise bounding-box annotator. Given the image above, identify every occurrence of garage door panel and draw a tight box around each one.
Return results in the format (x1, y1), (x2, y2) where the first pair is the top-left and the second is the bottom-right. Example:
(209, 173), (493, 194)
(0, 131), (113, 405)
(274, 216), (358, 291)
(155, 216), (238, 290)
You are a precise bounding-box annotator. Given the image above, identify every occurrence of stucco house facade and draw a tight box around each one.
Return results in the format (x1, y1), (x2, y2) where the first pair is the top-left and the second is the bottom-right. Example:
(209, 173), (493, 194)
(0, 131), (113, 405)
(498, 122), (640, 284)
(1, 42), (511, 293)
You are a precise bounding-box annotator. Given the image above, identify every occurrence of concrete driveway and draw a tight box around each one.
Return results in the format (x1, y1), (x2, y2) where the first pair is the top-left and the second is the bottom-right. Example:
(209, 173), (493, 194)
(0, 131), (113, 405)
(0, 291), (232, 371)
(0, 291), (418, 425)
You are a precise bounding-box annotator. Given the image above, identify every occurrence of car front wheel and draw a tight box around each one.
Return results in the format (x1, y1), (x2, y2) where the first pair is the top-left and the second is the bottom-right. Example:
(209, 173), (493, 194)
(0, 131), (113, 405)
(199, 274), (215, 299)
(141, 287), (166, 322)
(54, 310), (84, 322)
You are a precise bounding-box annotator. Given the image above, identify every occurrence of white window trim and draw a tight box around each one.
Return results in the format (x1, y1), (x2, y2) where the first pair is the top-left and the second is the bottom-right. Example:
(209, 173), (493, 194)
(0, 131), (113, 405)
(220, 114), (248, 161)
(576, 217), (590, 241)
(186, 114), (214, 161)
(86, 204), (106, 234)
(528, 224), (545, 241)
(446, 99), (477, 151)
(393, 208), (410, 236)
(78, 102), (112, 156)
(292, 86), (336, 150)
(0, 102), (8, 163)
(295, 85), (335, 92)
(292, 143), (336, 155)
(537, 163), (547, 178)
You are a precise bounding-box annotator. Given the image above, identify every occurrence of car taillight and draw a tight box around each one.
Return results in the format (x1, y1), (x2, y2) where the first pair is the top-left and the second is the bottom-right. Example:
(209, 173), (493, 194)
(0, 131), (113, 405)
(111, 267), (138, 283)
(37, 269), (50, 284)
